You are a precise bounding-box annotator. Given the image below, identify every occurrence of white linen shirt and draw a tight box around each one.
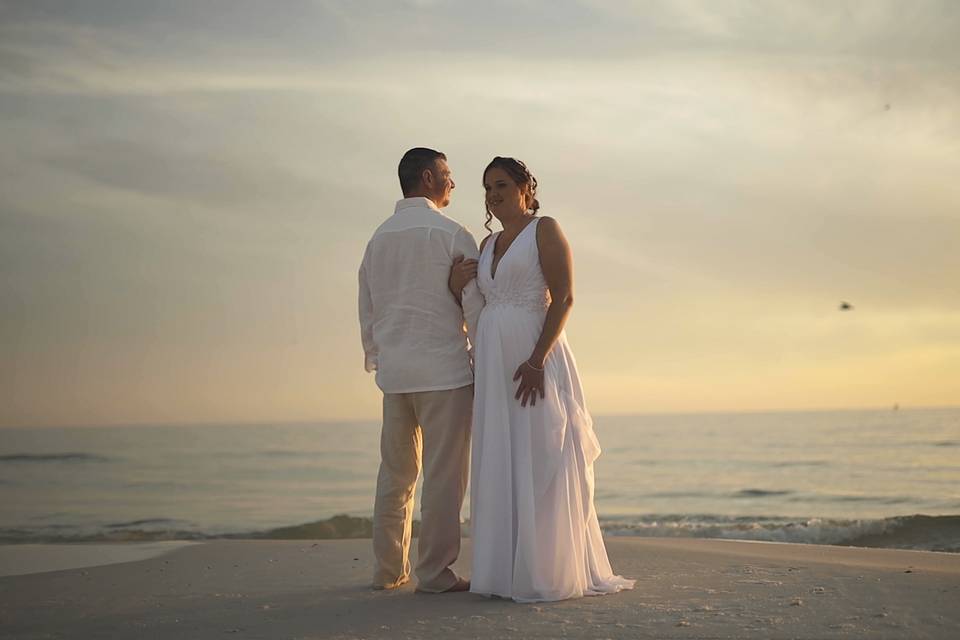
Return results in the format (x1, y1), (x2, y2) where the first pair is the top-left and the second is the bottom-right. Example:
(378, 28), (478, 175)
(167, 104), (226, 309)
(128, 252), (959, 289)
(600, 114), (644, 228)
(358, 197), (484, 394)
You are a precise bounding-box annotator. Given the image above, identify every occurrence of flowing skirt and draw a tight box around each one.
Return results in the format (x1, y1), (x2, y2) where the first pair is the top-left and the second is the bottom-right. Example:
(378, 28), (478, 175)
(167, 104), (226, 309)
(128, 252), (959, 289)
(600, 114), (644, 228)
(469, 304), (635, 602)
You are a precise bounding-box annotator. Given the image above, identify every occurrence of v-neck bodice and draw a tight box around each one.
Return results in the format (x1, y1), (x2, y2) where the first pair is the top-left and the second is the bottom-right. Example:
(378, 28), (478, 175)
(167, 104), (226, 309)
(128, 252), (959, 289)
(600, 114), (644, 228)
(489, 217), (537, 280)
(478, 217), (550, 313)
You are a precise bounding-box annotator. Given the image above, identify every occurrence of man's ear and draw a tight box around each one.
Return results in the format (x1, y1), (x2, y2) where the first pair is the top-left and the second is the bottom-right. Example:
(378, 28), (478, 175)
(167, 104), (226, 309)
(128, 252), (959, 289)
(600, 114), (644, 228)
(421, 168), (435, 188)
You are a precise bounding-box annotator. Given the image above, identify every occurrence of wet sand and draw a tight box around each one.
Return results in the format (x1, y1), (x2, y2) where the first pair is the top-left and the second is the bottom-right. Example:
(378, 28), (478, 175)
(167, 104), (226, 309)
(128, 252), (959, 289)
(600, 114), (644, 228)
(0, 541), (198, 578)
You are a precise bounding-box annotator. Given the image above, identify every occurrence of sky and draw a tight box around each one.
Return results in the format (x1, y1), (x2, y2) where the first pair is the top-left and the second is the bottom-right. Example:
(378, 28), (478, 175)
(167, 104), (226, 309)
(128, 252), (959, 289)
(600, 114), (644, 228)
(1, 1), (958, 427)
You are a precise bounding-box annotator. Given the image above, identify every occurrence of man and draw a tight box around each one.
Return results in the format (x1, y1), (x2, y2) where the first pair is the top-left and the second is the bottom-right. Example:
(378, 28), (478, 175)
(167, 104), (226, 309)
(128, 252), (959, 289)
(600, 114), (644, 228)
(358, 147), (483, 592)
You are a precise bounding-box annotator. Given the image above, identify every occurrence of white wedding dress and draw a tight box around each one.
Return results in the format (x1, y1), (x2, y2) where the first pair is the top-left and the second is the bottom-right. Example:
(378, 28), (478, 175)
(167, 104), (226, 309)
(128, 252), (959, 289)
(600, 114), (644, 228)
(469, 217), (635, 602)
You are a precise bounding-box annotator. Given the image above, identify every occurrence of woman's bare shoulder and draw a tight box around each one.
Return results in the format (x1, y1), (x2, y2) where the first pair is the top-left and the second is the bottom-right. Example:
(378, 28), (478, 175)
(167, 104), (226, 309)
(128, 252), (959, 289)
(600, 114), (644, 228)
(535, 216), (566, 243)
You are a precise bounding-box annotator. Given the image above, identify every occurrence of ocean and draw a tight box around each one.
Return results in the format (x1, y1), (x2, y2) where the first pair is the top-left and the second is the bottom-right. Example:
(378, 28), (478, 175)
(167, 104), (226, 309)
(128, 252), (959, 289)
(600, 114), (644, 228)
(1, 407), (958, 552)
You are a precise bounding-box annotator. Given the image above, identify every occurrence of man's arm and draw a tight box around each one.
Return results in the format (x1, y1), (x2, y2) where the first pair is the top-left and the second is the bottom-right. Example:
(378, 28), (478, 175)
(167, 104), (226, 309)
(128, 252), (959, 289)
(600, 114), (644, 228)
(358, 253), (378, 372)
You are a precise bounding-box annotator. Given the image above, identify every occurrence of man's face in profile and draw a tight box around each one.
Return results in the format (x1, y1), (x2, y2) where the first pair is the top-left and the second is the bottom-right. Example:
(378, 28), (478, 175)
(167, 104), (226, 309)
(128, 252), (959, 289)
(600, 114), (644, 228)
(429, 159), (455, 208)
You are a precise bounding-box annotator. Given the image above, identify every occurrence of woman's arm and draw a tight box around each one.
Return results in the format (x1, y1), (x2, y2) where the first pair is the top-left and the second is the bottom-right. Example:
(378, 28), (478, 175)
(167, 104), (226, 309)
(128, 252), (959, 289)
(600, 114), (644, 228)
(513, 217), (574, 407)
(448, 234), (490, 300)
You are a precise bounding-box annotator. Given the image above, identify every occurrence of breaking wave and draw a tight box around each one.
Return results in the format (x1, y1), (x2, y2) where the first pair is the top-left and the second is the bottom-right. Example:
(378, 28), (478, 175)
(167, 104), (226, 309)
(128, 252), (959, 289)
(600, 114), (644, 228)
(1, 514), (957, 552)
(601, 513), (960, 552)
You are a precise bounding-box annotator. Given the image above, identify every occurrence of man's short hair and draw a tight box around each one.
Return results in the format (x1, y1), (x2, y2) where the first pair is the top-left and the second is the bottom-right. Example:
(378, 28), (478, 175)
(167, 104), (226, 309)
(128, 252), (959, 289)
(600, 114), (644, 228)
(398, 147), (446, 196)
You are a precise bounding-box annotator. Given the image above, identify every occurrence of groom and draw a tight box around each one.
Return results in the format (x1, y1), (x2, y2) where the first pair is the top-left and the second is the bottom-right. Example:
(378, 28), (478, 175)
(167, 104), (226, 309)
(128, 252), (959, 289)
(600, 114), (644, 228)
(358, 147), (483, 592)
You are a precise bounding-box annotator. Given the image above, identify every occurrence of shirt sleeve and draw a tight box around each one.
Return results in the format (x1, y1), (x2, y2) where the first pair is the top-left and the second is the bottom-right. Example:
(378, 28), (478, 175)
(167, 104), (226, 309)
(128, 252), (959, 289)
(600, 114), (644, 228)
(452, 227), (485, 350)
(358, 248), (378, 373)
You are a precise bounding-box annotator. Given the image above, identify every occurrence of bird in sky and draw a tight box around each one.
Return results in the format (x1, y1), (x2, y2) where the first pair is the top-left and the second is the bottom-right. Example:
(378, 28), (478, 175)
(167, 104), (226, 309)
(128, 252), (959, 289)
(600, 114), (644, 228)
(839, 301), (854, 311)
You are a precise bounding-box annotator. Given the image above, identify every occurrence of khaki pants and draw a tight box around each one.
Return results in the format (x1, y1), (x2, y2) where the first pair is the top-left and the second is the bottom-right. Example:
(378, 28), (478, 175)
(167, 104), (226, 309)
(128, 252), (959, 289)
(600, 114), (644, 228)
(372, 385), (472, 592)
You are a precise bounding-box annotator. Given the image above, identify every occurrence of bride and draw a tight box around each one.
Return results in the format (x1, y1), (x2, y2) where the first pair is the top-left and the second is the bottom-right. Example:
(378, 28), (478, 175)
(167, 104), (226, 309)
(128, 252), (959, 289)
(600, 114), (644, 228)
(452, 156), (634, 602)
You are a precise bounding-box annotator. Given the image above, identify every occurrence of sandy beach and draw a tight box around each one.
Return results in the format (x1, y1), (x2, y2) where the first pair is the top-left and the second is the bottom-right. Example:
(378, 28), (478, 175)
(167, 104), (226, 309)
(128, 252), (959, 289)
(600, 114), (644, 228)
(1, 538), (957, 639)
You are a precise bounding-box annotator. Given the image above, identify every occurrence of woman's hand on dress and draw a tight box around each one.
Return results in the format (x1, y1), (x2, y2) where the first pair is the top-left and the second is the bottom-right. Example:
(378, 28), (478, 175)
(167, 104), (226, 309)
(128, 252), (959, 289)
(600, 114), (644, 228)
(513, 360), (545, 407)
(449, 256), (478, 299)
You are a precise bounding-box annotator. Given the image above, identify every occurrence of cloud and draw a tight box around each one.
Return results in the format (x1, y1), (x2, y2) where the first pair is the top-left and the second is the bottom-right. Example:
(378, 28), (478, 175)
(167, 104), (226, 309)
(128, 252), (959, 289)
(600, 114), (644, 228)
(4, 1), (957, 78)
(43, 138), (323, 207)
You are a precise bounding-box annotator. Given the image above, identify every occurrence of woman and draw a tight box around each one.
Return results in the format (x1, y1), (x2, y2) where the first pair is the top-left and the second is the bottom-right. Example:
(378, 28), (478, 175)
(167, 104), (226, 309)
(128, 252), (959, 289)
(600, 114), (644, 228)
(461, 156), (634, 602)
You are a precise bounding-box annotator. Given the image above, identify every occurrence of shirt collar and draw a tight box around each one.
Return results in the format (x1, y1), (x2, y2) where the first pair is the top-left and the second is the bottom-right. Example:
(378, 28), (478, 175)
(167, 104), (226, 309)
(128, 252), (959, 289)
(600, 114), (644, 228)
(394, 197), (442, 214)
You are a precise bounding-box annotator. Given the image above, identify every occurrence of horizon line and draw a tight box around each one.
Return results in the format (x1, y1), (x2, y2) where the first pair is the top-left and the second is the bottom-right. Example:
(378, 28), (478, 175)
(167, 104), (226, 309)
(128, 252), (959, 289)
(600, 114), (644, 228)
(2, 403), (957, 429)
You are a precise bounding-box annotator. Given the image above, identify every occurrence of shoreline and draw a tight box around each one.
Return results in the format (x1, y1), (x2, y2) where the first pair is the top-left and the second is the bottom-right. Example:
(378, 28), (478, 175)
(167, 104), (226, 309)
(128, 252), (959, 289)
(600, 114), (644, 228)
(2, 535), (960, 579)
(1, 537), (957, 638)
(5, 512), (958, 553)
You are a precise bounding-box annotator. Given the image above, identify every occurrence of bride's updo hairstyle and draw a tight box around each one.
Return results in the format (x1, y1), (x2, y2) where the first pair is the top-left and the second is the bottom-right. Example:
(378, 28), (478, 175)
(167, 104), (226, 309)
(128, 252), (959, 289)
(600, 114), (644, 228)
(483, 156), (540, 233)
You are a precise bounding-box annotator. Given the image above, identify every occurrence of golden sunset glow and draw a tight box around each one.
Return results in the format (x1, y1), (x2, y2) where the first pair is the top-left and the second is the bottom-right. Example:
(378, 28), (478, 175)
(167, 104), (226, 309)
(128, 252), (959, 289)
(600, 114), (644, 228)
(1, 2), (958, 426)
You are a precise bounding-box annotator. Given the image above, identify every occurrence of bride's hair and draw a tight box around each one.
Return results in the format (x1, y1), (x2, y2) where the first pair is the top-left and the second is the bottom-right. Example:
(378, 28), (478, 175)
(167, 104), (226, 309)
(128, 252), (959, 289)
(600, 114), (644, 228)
(482, 156), (540, 233)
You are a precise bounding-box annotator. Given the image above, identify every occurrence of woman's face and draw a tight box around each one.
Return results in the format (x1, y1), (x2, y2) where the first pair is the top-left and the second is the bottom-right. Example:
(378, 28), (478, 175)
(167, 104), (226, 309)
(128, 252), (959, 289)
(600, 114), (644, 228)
(484, 167), (529, 220)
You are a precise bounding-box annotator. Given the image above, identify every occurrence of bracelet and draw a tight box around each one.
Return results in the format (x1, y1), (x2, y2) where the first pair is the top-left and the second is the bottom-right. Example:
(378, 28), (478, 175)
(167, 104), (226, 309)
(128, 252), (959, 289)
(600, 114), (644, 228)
(525, 359), (544, 371)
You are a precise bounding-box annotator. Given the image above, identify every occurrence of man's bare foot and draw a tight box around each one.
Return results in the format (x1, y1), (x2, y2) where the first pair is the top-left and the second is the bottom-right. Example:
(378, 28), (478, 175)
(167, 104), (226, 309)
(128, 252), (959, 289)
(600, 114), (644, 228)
(416, 577), (470, 593)
(445, 577), (470, 592)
